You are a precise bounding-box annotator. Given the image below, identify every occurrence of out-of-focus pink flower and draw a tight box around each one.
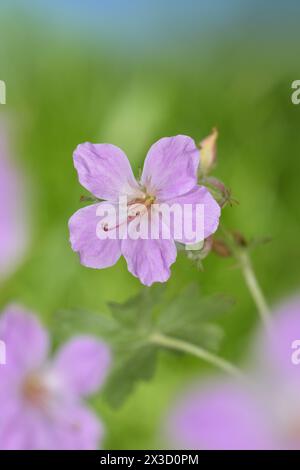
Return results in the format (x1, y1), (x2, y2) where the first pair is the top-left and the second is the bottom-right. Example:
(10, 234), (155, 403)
(0, 305), (111, 450)
(167, 296), (300, 450)
(0, 123), (28, 281)
(69, 136), (220, 286)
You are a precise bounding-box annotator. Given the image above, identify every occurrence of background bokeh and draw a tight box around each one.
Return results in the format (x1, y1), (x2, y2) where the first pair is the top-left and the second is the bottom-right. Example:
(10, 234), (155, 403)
(0, 0), (300, 449)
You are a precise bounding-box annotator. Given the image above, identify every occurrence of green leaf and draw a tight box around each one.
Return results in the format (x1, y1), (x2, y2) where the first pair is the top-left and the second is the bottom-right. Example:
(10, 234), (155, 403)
(166, 322), (223, 352)
(108, 295), (149, 331)
(156, 284), (229, 350)
(50, 308), (120, 348)
(108, 284), (165, 332)
(103, 345), (158, 408)
(53, 284), (227, 408)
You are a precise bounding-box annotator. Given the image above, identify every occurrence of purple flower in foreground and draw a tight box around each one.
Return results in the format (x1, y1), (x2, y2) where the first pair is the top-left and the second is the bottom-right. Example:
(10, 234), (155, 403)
(0, 123), (28, 281)
(167, 296), (300, 450)
(0, 306), (110, 450)
(69, 136), (220, 286)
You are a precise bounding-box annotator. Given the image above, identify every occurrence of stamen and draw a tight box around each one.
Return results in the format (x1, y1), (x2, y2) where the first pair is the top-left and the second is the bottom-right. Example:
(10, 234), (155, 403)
(99, 194), (156, 233)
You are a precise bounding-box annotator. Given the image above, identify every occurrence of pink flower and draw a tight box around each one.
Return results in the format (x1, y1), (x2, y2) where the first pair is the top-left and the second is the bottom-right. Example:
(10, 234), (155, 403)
(167, 296), (300, 450)
(0, 305), (111, 450)
(0, 123), (28, 281)
(69, 136), (220, 286)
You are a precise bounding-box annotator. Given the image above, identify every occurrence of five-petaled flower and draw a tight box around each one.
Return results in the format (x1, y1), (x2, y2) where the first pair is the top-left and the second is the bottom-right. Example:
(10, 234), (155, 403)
(0, 305), (110, 450)
(69, 135), (221, 286)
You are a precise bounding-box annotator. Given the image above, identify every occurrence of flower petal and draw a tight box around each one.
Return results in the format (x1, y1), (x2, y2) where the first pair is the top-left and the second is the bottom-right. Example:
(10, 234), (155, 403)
(167, 381), (274, 450)
(69, 203), (122, 269)
(0, 400), (30, 450)
(255, 296), (300, 382)
(0, 403), (102, 450)
(53, 337), (111, 397)
(163, 185), (220, 244)
(0, 306), (49, 376)
(73, 142), (141, 201)
(53, 404), (103, 450)
(141, 135), (199, 200)
(121, 236), (177, 286)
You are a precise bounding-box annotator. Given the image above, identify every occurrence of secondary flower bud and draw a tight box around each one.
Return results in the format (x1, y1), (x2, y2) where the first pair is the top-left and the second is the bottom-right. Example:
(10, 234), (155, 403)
(212, 238), (232, 257)
(232, 230), (248, 248)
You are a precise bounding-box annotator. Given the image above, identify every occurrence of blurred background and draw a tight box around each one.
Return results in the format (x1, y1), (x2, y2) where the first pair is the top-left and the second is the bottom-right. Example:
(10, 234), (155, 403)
(0, 0), (300, 449)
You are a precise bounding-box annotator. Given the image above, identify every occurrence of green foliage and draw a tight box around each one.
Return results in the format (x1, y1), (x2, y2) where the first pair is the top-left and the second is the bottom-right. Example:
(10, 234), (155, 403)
(156, 285), (228, 351)
(103, 345), (158, 408)
(55, 284), (227, 407)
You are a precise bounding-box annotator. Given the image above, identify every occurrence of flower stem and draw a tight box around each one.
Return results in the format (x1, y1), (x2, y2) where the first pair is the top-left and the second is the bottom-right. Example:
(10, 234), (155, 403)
(219, 225), (272, 330)
(237, 250), (272, 330)
(150, 332), (246, 381)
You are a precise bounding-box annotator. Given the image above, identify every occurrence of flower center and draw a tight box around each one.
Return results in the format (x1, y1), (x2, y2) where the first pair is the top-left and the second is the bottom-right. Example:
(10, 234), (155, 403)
(22, 373), (49, 407)
(128, 194), (156, 215)
(135, 194), (156, 208)
(101, 193), (156, 233)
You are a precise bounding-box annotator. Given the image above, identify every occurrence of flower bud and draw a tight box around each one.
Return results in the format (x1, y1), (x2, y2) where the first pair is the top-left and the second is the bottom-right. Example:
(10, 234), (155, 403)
(204, 176), (237, 208)
(185, 237), (213, 270)
(212, 238), (232, 257)
(199, 128), (218, 176)
(232, 230), (248, 248)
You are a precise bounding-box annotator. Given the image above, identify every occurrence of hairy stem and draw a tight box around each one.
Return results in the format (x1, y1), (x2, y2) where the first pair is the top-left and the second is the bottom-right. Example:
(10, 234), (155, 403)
(219, 225), (272, 330)
(237, 250), (272, 330)
(150, 332), (247, 381)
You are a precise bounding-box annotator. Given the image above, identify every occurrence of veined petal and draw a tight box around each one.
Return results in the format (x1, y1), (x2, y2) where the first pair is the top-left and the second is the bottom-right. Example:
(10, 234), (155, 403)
(69, 203), (122, 269)
(121, 236), (177, 286)
(73, 142), (141, 201)
(53, 337), (111, 397)
(163, 185), (220, 244)
(141, 135), (199, 200)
